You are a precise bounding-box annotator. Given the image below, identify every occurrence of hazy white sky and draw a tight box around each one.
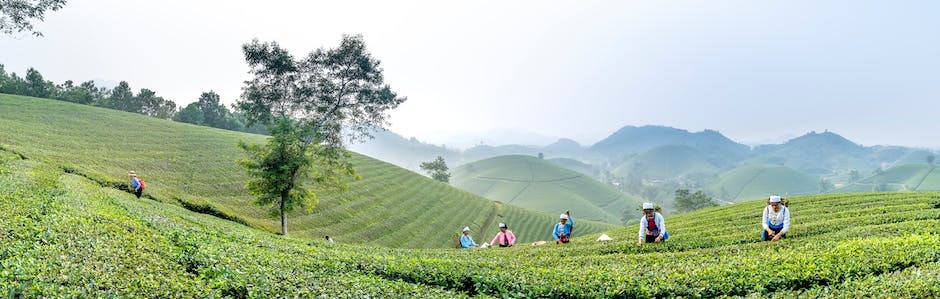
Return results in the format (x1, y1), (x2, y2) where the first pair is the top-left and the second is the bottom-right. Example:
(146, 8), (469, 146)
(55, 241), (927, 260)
(2, 1), (939, 148)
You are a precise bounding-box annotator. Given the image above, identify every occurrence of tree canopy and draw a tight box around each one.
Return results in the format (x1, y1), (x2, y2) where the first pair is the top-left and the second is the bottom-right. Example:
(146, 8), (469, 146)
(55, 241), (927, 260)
(236, 34), (406, 235)
(0, 0), (67, 36)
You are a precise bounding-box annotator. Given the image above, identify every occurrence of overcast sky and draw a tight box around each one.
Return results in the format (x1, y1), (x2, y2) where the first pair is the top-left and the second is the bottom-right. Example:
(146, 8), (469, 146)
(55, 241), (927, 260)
(2, 1), (939, 148)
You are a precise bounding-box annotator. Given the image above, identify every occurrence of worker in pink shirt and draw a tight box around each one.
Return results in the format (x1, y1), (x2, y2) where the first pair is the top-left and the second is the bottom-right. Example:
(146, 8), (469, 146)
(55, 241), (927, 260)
(490, 222), (516, 247)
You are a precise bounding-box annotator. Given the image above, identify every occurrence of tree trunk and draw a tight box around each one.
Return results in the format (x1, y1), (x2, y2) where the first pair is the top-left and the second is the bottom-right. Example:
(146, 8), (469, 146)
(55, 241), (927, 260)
(280, 192), (288, 236)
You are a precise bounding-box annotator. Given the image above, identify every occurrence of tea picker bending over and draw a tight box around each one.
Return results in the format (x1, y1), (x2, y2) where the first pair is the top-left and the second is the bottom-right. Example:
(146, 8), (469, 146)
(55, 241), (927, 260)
(761, 195), (790, 241)
(637, 202), (667, 246)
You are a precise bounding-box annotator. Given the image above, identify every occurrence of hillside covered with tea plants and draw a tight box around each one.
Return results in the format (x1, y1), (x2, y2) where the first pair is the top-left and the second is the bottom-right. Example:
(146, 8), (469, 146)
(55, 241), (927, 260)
(3, 94), (940, 297)
(0, 94), (616, 248)
(3, 149), (940, 297)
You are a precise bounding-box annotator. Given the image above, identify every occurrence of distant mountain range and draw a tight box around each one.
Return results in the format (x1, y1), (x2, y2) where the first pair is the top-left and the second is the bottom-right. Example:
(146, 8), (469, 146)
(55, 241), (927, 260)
(351, 125), (938, 208)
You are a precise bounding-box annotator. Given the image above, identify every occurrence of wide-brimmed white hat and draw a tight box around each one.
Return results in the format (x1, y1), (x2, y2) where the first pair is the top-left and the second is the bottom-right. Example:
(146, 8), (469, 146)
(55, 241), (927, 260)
(642, 202), (654, 210)
(769, 195), (782, 203)
(498, 222), (507, 228)
(462, 226), (470, 232)
(559, 214), (568, 220)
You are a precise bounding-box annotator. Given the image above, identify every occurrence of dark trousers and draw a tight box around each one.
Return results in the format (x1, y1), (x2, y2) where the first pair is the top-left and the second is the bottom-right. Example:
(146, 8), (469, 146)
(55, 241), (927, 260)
(134, 187), (143, 198)
(762, 228), (786, 241)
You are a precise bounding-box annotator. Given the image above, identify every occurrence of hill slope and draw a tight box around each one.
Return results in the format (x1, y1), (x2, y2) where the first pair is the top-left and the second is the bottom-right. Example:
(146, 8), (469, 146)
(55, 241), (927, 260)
(0, 94), (615, 248)
(708, 164), (820, 202)
(837, 163), (940, 192)
(749, 131), (872, 174)
(613, 145), (721, 180)
(3, 153), (940, 297)
(451, 155), (640, 224)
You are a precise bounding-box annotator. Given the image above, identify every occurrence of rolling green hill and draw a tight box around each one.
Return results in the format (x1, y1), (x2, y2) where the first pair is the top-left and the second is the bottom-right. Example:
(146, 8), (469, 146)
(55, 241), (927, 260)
(451, 155), (641, 224)
(612, 145), (721, 180)
(708, 164), (820, 202)
(4, 152), (940, 297)
(836, 163), (940, 192)
(547, 157), (599, 178)
(0, 94), (615, 248)
(749, 131), (873, 174)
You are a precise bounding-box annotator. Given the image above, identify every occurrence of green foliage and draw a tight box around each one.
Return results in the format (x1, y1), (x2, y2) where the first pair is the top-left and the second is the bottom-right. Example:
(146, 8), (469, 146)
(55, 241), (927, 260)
(0, 0), (67, 36)
(238, 117), (357, 235)
(420, 155), (450, 183)
(673, 189), (718, 213)
(236, 35), (407, 235)
(174, 102), (205, 124)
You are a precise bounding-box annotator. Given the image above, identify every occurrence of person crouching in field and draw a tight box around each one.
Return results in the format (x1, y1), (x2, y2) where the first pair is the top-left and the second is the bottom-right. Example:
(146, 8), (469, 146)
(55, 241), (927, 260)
(553, 210), (573, 244)
(637, 202), (667, 246)
(460, 226), (478, 249)
(490, 222), (516, 247)
(762, 195), (790, 241)
(128, 171), (144, 199)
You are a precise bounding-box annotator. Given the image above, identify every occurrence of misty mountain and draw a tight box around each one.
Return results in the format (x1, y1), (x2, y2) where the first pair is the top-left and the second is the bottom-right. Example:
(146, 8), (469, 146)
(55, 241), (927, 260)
(589, 125), (750, 167)
(748, 131), (872, 174)
(349, 128), (459, 170)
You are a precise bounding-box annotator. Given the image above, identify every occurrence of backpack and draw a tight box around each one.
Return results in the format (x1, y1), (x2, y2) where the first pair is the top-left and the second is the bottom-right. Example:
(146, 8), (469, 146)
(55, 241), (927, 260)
(138, 178), (146, 190)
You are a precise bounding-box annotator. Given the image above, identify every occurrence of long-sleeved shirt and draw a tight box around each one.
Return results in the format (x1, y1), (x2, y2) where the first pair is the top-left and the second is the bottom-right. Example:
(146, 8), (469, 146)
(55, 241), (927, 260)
(638, 212), (666, 241)
(131, 177), (140, 190)
(552, 219), (573, 240)
(762, 206), (790, 233)
(490, 231), (516, 246)
(459, 234), (477, 248)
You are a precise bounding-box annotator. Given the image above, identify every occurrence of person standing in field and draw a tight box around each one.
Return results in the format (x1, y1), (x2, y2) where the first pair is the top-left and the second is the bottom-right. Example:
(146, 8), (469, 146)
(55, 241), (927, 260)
(128, 170), (144, 199)
(762, 195), (790, 241)
(637, 202), (668, 246)
(490, 222), (516, 247)
(460, 226), (478, 249)
(553, 210), (573, 244)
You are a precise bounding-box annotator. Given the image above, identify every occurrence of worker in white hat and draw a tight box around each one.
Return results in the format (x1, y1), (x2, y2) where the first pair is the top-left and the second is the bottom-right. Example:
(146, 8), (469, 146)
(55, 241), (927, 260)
(552, 210), (573, 244)
(489, 222), (516, 247)
(459, 226), (477, 248)
(762, 195), (790, 241)
(637, 202), (667, 246)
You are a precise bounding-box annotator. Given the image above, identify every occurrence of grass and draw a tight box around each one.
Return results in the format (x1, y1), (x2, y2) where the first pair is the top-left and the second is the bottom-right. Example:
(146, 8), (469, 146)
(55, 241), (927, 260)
(0, 93), (615, 248)
(450, 155), (641, 224)
(708, 164), (820, 202)
(3, 151), (940, 297)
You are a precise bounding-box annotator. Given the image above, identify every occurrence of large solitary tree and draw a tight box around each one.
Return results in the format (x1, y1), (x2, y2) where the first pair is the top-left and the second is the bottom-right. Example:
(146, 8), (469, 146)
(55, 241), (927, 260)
(236, 34), (406, 235)
(0, 0), (67, 36)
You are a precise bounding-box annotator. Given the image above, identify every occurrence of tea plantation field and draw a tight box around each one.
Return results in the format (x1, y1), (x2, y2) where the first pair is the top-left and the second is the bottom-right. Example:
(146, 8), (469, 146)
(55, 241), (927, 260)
(451, 155), (641, 224)
(3, 150), (940, 297)
(0, 94), (615, 248)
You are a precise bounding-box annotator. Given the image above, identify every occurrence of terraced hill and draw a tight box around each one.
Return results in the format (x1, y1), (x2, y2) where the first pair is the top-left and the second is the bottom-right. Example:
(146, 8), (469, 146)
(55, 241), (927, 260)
(708, 164), (819, 202)
(612, 145), (721, 180)
(451, 155), (641, 224)
(3, 152), (940, 297)
(0, 94), (616, 248)
(837, 163), (940, 192)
